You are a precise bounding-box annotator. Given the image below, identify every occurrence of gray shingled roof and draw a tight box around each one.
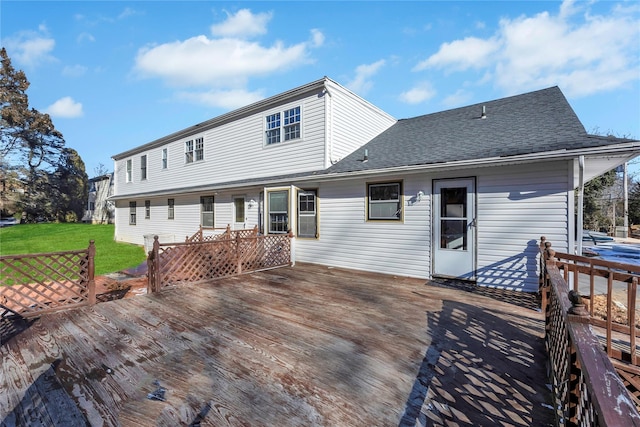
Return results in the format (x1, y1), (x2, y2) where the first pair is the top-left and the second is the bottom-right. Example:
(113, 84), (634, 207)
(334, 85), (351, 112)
(326, 86), (633, 174)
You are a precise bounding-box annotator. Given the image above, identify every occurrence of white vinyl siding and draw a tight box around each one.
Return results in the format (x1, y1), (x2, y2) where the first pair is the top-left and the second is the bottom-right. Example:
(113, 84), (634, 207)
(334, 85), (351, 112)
(474, 162), (570, 292)
(112, 82), (395, 199)
(295, 176), (430, 279)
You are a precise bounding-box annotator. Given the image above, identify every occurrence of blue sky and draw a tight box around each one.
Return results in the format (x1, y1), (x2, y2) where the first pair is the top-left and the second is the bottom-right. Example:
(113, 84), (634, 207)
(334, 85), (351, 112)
(2, 0), (639, 177)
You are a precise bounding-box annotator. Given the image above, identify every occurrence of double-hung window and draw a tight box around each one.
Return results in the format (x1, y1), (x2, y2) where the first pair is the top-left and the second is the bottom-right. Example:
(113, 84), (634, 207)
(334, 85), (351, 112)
(186, 138), (204, 163)
(140, 155), (147, 180)
(200, 196), (214, 227)
(266, 113), (281, 145)
(368, 182), (402, 220)
(185, 140), (194, 163)
(195, 137), (204, 161)
(283, 107), (301, 141)
(162, 148), (168, 169)
(145, 200), (150, 219)
(126, 159), (132, 182)
(265, 106), (301, 145)
(268, 190), (289, 233)
(298, 190), (317, 238)
(168, 198), (174, 220)
(129, 201), (136, 225)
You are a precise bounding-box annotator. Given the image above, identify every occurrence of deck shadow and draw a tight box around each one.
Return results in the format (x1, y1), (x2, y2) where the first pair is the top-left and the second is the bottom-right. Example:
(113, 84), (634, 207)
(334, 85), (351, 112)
(399, 300), (555, 426)
(0, 314), (35, 347)
(1, 359), (88, 427)
(428, 278), (541, 311)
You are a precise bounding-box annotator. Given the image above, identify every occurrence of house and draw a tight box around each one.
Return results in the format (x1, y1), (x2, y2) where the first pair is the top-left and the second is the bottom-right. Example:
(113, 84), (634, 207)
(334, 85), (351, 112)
(111, 77), (640, 292)
(82, 173), (115, 224)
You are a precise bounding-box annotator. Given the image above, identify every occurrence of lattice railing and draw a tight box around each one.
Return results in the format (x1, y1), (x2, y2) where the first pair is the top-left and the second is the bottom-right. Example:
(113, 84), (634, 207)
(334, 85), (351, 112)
(540, 237), (640, 426)
(148, 230), (291, 292)
(185, 225), (259, 243)
(0, 241), (96, 318)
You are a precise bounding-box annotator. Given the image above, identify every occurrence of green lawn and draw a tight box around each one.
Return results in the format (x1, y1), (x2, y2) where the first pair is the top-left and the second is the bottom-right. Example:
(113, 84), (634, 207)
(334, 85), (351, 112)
(0, 223), (146, 276)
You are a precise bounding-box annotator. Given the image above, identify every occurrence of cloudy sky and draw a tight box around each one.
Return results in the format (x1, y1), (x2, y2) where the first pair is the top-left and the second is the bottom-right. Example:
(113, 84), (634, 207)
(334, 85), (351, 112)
(2, 0), (639, 176)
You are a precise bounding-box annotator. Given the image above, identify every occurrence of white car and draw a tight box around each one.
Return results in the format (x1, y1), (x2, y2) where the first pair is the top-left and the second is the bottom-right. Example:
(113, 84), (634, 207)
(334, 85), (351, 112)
(0, 217), (17, 227)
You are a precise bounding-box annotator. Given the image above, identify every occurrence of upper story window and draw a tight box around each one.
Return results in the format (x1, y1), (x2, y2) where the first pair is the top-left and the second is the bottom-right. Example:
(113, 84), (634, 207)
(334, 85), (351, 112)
(140, 155), (147, 180)
(162, 148), (168, 169)
(265, 106), (301, 145)
(126, 159), (132, 182)
(185, 137), (204, 163)
(368, 181), (402, 221)
(144, 200), (150, 219)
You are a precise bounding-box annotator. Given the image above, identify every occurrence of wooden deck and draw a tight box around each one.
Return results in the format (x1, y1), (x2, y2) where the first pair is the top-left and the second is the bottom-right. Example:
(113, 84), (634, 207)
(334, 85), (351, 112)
(1, 263), (555, 426)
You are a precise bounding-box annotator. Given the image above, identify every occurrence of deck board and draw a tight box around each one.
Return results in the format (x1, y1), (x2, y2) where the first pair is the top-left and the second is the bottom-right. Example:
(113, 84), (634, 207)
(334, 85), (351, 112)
(1, 263), (555, 426)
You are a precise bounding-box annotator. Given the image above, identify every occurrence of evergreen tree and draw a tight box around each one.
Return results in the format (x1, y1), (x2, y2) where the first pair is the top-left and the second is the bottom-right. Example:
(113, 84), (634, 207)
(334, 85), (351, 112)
(51, 148), (88, 222)
(1, 48), (87, 221)
(582, 169), (616, 232)
(629, 179), (640, 226)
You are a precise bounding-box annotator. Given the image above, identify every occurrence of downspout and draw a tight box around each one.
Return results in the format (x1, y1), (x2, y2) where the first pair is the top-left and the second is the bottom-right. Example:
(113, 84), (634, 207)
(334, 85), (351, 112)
(323, 83), (336, 166)
(576, 156), (585, 255)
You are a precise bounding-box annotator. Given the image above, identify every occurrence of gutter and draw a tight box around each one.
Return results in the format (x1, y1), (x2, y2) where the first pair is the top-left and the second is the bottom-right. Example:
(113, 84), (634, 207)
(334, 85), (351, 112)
(109, 141), (640, 200)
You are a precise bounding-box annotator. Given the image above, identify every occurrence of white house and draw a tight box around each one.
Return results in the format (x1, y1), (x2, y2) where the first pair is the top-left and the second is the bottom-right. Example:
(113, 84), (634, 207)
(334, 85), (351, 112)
(82, 173), (114, 224)
(111, 77), (640, 292)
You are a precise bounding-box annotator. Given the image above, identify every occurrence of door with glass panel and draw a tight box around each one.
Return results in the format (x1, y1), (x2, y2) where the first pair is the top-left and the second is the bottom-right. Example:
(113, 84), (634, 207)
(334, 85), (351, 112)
(433, 178), (476, 279)
(233, 196), (246, 230)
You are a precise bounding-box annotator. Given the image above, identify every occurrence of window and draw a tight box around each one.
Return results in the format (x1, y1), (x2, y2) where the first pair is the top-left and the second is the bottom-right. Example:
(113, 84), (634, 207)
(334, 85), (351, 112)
(200, 196), (214, 227)
(129, 201), (136, 225)
(126, 159), (132, 182)
(140, 155), (147, 180)
(266, 113), (281, 145)
(234, 197), (245, 223)
(168, 198), (174, 220)
(368, 182), (402, 220)
(185, 140), (194, 163)
(284, 107), (301, 141)
(89, 202), (95, 211)
(186, 138), (204, 163)
(162, 148), (168, 169)
(195, 137), (204, 161)
(268, 190), (289, 233)
(145, 200), (150, 219)
(265, 106), (301, 145)
(298, 190), (317, 238)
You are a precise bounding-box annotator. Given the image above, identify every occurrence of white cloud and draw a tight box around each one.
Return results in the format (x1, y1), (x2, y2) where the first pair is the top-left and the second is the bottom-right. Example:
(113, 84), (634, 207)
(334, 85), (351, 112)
(442, 89), (473, 108)
(176, 88), (265, 110)
(414, 0), (640, 97)
(210, 9), (272, 38)
(413, 36), (499, 72)
(62, 64), (88, 78)
(45, 97), (83, 118)
(134, 36), (308, 87)
(399, 82), (436, 104)
(4, 28), (56, 68)
(310, 29), (325, 48)
(77, 32), (95, 44)
(346, 60), (386, 94)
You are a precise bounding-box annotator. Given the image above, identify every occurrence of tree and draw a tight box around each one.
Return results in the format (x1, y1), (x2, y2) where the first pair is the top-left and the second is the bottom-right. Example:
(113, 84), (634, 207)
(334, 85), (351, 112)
(582, 169), (616, 232)
(1, 47), (82, 221)
(50, 148), (88, 222)
(629, 179), (640, 226)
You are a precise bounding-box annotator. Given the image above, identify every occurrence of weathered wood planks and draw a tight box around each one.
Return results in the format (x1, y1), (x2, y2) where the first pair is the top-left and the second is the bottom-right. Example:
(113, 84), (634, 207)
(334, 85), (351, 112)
(1, 263), (554, 426)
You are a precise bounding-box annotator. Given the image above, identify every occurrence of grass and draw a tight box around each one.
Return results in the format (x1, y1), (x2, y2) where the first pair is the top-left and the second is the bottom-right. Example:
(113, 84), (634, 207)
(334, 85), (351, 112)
(0, 223), (146, 276)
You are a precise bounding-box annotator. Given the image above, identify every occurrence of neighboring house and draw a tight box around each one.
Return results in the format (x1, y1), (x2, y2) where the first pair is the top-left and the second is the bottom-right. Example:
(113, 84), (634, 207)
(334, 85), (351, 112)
(82, 173), (114, 224)
(111, 77), (640, 292)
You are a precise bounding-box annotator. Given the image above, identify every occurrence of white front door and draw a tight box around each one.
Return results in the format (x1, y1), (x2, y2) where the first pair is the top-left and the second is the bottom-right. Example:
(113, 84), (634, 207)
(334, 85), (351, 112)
(233, 196), (246, 230)
(433, 178), (476, 279)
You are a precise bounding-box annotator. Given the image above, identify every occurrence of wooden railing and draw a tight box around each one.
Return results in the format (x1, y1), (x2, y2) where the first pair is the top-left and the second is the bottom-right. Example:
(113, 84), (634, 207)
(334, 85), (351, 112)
(185, 225), (259, 243)
(0, 241), (96, 318)
(147, 229), (292, 292)
(539, 237), (640, 426)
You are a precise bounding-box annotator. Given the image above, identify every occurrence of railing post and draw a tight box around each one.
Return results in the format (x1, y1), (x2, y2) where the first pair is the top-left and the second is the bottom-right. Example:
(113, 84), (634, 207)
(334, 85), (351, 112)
(236, 232), (242, 275)
(87, 240), (96, 305)
(147, 236), (160, 293)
